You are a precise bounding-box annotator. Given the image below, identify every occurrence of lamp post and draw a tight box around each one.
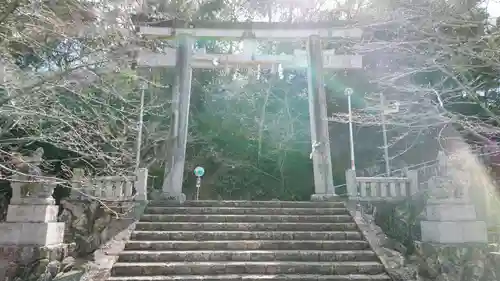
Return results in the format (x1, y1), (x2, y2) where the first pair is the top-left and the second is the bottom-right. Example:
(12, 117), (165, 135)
(345, 88), (355, 171)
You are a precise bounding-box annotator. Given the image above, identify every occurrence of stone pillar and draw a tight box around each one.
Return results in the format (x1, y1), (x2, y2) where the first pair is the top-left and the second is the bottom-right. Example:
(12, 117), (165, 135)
(158, 34), (192, 204)
(307, 35), (336, 201)
(0, 192), (66, 280)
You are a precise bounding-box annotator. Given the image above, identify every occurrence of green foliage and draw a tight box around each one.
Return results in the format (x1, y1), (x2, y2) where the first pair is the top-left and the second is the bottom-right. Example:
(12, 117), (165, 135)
(180, 68), (316, 199)
(374, 194), (427, 255)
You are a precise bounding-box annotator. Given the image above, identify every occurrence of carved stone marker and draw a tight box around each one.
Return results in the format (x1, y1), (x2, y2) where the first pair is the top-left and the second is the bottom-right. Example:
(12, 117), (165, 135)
(9, 148), (57, 204)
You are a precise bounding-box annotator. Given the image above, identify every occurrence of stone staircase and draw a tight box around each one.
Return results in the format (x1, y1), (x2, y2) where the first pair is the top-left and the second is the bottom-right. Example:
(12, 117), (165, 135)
(108, 200), (391, 281)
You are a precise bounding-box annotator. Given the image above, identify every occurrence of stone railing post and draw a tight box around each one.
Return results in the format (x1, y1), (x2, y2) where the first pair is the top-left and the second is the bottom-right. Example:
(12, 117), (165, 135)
(71, 168), (85, 200)
(437, 150), (447, 170)
(9, 174), (23, 203)
(345, 169), (357, 200)
(407, 170), (418, 196)
(134, 168), (148, 201)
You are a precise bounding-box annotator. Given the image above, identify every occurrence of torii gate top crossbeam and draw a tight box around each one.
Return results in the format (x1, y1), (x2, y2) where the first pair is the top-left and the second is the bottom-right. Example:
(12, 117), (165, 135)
(136, 19), (363, 39)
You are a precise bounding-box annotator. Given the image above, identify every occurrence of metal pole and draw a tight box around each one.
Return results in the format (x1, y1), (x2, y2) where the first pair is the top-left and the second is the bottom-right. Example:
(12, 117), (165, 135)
(380, 93), (390, 176)
(135, 84), (146, 171)
(345, 88), (355, 171)
(195, 177), (201, 201)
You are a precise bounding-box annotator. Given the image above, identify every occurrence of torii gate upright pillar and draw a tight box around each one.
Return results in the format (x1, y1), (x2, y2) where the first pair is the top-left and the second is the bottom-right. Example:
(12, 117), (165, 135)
(161, 35), (193, 202)
(307, 35), (336, 200)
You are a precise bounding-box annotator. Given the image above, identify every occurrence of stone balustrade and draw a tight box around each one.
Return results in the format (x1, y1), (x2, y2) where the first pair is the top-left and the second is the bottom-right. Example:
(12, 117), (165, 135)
(71, 168), (148, 201)
(345, 169), (419, 201)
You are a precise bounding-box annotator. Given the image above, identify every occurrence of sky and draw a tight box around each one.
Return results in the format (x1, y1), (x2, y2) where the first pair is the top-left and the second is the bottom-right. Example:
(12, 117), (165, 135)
(484, 0), (500, 17)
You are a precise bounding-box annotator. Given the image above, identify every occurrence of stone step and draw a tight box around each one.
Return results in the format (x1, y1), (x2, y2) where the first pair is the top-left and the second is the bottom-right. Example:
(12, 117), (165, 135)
(144, 207), (349, 215)
(124, 240), (370, 251)
(135, 222), (358, 232)
(131, 231), (363, 241)
(110, 274), (392, 281)
(111, 261), (384, 276)
(118, 250), (379, 263)
(147, 200), (345, 208)
(107, 274), (391, 281)
(139, 214), (353, 223)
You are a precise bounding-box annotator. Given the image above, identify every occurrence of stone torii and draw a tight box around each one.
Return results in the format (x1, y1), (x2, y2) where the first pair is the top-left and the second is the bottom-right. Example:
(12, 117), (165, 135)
(134, 19), (363, 201)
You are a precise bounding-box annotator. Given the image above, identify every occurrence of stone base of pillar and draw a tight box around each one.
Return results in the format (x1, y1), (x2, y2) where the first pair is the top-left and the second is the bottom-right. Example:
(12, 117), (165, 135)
(0, 200), (72, 281)
(0, 204), (65, 246)
(150, 190), (187, 203)
(310, 194), (340, 201)
(0, 222), (65, 245)
(6, 204), (59, 223)
(421, 200), (487, 243)
(421, 220), (487, 243)
(10, 197), (55, 205)
(425, 202), (477, 221)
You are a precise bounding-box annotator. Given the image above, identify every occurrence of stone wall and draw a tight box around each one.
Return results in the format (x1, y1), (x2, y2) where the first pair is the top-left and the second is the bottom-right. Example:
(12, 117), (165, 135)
(56, 168), (148, 280)
(347, 204), (420, 281)
(58, 199), (146, 257)
(415, 243), (489, 281)
(348, 204), (500, 281)
(57, 199), (147, 281)
(0, 197), (146, 281)
(1, 244), (77, 281)
(484, 252), (500, 280)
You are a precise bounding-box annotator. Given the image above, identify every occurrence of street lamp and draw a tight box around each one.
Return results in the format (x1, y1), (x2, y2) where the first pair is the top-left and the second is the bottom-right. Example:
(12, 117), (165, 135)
(345, 88), (355, 172)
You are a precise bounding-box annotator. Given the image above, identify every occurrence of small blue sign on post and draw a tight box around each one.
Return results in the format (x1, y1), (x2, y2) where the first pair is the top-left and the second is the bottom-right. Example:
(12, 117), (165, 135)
(194, 166), (205, 201)
(194, 166), (205, 177)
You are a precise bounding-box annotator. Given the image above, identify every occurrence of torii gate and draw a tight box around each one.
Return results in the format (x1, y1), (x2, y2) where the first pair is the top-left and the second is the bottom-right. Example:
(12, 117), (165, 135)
(135, 20), (363, 201)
